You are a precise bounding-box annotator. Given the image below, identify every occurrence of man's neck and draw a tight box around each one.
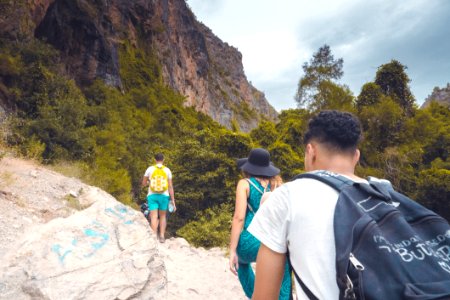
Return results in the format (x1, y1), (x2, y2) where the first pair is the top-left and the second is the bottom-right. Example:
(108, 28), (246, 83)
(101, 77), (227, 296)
(313, 157), (362, 181)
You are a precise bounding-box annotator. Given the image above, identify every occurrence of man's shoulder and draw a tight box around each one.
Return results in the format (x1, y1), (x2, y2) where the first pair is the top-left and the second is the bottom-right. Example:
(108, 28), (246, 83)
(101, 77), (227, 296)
(284, 176), (340, 195)
(144, 165), (155, 175)
(286, 175), (336, 186)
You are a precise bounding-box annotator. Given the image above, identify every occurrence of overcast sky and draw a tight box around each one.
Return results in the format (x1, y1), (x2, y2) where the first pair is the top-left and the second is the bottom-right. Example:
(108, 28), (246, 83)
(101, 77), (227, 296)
(186, 0), (450, 111)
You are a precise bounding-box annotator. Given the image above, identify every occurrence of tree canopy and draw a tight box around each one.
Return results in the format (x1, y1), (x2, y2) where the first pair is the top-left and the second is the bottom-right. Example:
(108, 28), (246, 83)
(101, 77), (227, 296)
(295, 45), (344, 109)
(374, 60), (416, 115)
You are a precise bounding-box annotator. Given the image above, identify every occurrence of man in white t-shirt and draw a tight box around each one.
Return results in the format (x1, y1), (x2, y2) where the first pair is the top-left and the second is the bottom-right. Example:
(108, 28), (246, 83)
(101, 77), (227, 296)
(142, 153), (176, 243)
(248, 110), (364, 299)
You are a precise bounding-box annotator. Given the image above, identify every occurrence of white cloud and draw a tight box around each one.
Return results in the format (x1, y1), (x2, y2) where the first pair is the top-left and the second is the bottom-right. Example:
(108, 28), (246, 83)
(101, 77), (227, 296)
(187, 0), (450, 110)
(235, 30), (300, 81)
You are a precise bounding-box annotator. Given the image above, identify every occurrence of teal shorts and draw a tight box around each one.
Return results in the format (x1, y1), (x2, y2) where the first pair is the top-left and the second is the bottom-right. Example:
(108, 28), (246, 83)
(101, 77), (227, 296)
(147, 194), (170, 211)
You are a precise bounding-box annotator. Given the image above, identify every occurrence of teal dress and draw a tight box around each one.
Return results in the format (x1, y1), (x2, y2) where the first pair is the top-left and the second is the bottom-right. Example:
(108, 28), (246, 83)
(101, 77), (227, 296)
(236, 177), (292, 299)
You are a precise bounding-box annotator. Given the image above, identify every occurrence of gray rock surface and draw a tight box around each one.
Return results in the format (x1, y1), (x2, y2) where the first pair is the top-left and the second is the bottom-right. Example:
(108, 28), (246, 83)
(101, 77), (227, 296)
(159, 237), (246, 300)
(0, 156), (247, 299)
(0, 157), (166, 300)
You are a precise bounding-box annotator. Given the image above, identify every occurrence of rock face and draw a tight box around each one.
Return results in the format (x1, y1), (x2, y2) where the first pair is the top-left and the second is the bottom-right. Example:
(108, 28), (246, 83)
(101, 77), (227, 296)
(0, 0), (277, 131)
(0, 156), (247, 300)
(152, 0), (278, 131)
(422, 83), (450, 108)
(0, 157), (167, 299)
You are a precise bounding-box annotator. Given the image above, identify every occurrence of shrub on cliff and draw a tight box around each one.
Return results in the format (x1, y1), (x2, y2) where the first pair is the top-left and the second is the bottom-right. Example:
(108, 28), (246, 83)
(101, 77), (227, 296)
(177, 203), (233, 249)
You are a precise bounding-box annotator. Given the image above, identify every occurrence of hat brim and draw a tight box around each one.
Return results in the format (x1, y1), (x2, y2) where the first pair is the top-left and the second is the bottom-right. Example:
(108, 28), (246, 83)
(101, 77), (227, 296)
(236, 158), (247, 169)
(241, 161), (280, 177)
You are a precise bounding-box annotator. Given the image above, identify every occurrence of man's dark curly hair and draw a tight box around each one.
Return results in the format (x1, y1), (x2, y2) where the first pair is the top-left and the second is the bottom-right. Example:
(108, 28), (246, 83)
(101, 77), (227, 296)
(154, 153), (164, 161)
(303, 110), (362, 153)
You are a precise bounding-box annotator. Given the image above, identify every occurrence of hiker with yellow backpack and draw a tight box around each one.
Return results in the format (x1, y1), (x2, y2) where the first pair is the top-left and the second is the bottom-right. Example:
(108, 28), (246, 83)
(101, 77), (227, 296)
(141, 153), (176, 243)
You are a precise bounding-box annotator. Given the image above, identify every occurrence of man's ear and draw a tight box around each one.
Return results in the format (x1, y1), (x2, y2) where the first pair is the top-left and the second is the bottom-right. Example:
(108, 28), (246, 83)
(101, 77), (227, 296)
(306, 143), (317, 160)
(353, 149), (360, 164)
(305, 143), (313, 155)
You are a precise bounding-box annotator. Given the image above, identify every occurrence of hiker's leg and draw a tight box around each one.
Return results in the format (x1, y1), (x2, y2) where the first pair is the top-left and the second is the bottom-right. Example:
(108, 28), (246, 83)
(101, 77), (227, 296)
(159, 210), (167, 238)
(157, 195), (170, 239)
(279, 260), (293, 300)
(236, 230), (260, 298)
(147, 195), (159, 233)
(237, 263), (254, 298)
(237, 230), (260, 263)
(149, 210), (159, 233)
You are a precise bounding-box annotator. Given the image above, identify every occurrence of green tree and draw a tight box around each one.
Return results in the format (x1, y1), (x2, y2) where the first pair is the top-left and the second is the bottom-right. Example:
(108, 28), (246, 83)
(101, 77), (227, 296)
(378, 145), (421, 195)
(358, 96), (406, 155)
(268, 141), (304, 180)
(422, 111), (450, 166)
(310, 80), (355, 112)
(417, 168), (450, 221)
(168, 137), (238, 232)
(374, 60), (415, 115)
(250, 121), (277, 148)
(275, 109), (310, 153)
(356, 82), (383, 110)
(177, 203), (233, 248)
(295, 44), (343, 109)
(210, 129), (253, 159)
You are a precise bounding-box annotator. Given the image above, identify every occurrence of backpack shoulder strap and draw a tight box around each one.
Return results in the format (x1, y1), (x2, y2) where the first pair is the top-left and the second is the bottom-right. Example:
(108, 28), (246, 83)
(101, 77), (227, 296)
(293, 171), (354, 192)
(290, 172), (354, 299)
(295, 172), (393, 202)
(287, 250), (319, 300)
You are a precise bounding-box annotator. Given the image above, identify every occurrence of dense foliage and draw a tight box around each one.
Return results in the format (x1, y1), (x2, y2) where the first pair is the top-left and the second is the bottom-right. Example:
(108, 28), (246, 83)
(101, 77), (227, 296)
(0, 38), (250, 245)
(1, 39), (449, 248)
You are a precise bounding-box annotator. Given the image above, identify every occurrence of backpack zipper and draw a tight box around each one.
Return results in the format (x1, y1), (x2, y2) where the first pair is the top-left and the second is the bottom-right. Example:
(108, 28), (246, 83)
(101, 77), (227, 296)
(346, 253), (364, 300)
(349, 253), (364, 270)
(343, 274), (357, 300)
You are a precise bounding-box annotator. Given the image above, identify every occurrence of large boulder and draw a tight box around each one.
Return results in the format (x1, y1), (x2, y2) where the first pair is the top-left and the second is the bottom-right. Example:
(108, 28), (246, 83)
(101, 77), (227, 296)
(0, 159), (166, 300)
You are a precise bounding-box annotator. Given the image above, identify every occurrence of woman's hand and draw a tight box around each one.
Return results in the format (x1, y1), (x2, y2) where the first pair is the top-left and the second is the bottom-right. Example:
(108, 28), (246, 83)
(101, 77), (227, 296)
(229, 250), (239, 275)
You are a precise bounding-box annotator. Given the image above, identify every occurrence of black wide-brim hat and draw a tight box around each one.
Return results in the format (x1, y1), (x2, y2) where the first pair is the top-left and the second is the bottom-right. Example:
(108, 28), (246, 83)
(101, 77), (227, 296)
(240, 148), (280, 177)
(236, 158), (248, 170)
(236, 158), (275, 169)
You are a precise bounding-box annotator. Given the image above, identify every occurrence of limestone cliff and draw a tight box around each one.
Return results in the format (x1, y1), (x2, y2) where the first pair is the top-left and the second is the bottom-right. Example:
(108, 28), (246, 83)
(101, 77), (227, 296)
(422, 83), (450, 108)
(0, 0), (277, 131)
(152, 0), (277, 131)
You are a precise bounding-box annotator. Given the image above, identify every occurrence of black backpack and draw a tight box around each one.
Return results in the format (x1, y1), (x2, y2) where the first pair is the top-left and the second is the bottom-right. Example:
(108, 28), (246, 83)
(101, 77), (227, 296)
(291, 171), (450, 300)
(140, 202), (149, 218)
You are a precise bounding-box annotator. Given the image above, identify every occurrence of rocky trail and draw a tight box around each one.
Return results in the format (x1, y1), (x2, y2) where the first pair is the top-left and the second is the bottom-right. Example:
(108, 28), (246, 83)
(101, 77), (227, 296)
(0, 156), (245, 299)
(159, 238), (245, 299)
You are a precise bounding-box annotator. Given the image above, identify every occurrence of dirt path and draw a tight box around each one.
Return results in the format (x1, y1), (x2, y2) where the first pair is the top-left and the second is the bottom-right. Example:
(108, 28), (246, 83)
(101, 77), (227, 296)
(159, 237), (246, 299)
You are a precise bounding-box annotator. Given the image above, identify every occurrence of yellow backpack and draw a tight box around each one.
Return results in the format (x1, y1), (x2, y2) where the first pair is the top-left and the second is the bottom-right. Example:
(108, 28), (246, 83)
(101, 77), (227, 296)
(150, 165), (169, 193)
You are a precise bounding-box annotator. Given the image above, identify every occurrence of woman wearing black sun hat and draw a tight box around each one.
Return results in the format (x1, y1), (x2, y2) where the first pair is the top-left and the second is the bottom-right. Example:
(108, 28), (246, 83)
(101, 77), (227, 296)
(229, 148), (292, 299)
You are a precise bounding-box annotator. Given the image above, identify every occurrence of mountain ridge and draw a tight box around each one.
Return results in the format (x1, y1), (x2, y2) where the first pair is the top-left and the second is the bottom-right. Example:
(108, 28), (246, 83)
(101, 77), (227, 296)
(422, 83), (450, 108)
(0, 0), (277, 131)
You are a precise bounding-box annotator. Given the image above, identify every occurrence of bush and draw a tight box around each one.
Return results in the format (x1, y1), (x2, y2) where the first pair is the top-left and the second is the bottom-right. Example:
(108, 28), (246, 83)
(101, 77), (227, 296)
(21, 135), (46, 161)
(177, 203), (232, 249)
(416, 168), (450, 221)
